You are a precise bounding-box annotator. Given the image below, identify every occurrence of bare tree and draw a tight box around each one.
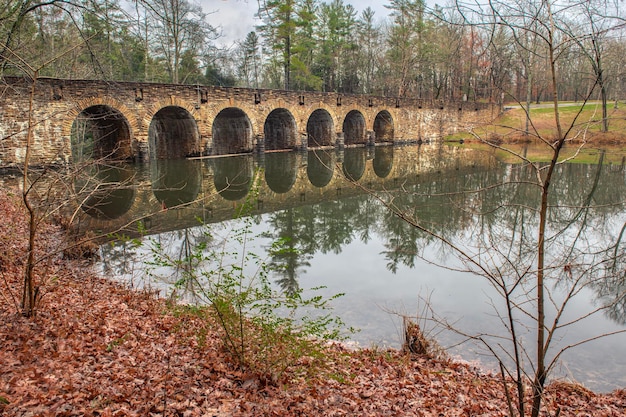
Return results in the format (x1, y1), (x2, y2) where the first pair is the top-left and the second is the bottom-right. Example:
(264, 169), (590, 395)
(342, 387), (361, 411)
(562, 0), (625, 132)
(363, 1), (626, 416)
(1, 40), (87, 315)
(137, 0), (216, 84)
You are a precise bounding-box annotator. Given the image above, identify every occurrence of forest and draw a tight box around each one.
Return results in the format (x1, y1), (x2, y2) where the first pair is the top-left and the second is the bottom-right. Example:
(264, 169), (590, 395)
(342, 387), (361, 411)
(2, 3), (626, 417)
(0, 0), (624, 106)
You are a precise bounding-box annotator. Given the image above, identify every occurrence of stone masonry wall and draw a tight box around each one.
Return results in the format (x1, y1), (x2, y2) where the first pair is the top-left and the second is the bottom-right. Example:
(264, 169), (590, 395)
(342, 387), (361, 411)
(0, 76), (498, 167)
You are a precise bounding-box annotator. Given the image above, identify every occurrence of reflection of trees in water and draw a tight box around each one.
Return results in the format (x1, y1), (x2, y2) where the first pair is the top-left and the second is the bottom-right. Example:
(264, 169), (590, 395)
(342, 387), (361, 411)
(99, 154), (626, 327)
(100, 238), (141, 278)
(264, 196), (380, 293)
(377, 159), (626, 328)
(594, 225), (626, 324)
(307, 158), (625, 328)
(542, 158), (626, 324)
(100, 225), (216, 301)
(100, 218), (214, 292)
(147, 226), (215, 303)
(380, 211), (425, 273)
(304, 199), (364, 254)
(265, 209), (312, 296)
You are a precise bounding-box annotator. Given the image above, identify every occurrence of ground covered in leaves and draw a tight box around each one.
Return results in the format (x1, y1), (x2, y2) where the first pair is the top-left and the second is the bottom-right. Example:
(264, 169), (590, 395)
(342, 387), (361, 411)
(1, 189), (625, 416)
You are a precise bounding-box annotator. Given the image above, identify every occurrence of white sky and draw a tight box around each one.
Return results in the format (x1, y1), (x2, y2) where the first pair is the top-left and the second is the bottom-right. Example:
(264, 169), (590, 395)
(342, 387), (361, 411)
(199, 0), (392, 46)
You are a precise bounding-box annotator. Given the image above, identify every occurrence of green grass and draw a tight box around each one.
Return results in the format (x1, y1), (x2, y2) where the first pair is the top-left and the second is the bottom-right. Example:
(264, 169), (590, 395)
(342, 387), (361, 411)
(530, 102), (597, 114)
(447, 100), (626, 163)
(452, 141), (626, 164)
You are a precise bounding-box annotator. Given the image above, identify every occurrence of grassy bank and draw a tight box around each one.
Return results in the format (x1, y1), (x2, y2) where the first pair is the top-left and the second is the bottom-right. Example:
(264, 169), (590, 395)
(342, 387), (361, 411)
(445, 101), (626, 165)
(450, 101), (626, 142)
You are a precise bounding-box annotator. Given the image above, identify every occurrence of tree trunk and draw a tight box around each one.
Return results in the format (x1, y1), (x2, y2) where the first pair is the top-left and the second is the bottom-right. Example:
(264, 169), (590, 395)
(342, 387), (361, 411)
(21, 73), (38, 317)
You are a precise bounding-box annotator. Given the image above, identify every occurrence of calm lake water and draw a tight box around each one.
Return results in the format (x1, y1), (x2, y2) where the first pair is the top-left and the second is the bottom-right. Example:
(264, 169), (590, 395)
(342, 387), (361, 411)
(78, 143), (626, 392)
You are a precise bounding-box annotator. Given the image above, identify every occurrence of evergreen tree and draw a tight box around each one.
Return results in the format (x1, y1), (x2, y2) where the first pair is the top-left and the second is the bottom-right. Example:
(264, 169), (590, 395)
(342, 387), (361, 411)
(314, 0), (357, 92)
(257, 0), (298, 90)
(237, 31), (261, 88)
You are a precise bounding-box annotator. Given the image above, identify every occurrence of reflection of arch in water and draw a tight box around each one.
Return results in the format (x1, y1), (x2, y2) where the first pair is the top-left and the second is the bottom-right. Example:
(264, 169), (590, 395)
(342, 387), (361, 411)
(71, 105), (133, 162)
(342, 147), (366, 181)
(265, 152), (297, 193)
(212, 108), (254, 154)
(373, 146), (394, 178)
(373, 110), (394, 142)
(213, 155), (254, 201)
(78, 164), (135, 219)
(307, 150), (335, 188)
(149, 106), (199, 159)
(264, 108), (298, 150)
(307, 109), (335, 147)
(151, 159), (201, 208)
(343, 110), (366, 145)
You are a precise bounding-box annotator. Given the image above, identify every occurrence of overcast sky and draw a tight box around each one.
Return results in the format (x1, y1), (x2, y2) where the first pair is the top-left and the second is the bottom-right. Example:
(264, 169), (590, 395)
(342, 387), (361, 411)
(199, 0), (392, 46)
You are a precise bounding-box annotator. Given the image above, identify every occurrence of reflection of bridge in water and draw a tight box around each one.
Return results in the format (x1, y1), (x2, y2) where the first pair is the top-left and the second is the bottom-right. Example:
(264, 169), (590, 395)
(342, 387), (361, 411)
(79, 144), (497, 237)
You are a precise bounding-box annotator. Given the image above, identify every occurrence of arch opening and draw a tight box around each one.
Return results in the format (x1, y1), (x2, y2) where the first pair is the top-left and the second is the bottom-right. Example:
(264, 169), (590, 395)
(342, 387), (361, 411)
(212, 107), (254, 155)
(71, 105), (132, 162)
(149, 106), (199, 160)
(264, 108), (297, 151)
(373, 110), (394, 143)
(306, 109), (334, 147)
(343, 110), (366, 145)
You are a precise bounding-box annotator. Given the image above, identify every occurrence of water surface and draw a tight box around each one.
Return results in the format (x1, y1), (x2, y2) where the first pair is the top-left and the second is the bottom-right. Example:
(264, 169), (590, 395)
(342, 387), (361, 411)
(87, 144), (626, 392)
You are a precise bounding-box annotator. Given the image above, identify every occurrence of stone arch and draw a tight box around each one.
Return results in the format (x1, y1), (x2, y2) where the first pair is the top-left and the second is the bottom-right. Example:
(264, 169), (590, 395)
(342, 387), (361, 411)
(63, 96), (140, 138)
(342, 109), (367, 145)
(373, 110), (394, 143)
(143, 96), (201, 125)
(69, 104), (133, 162)
(148, 106), (200, 159)
(206, 101), (262, 133)
(212, 107), (254, 155)
(306, 108), (335, 147)
(264, 108), (298, 150)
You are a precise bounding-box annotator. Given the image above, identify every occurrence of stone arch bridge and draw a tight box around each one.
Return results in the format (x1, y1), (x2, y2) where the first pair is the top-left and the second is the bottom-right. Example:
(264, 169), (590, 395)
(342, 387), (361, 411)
(0, 76), (496, 167)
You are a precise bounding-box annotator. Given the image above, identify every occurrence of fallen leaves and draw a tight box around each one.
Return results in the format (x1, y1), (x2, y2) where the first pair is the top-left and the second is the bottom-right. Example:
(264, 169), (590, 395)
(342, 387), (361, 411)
(1, 189), (625, 416)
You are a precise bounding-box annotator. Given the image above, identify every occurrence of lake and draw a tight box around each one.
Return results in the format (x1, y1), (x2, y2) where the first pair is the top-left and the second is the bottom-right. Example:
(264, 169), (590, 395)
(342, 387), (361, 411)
(74, 143), (626, 392)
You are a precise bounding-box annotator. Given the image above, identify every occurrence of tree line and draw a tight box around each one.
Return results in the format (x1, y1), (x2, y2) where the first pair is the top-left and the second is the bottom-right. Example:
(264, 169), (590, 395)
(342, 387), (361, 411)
(1, 0), (623, 105)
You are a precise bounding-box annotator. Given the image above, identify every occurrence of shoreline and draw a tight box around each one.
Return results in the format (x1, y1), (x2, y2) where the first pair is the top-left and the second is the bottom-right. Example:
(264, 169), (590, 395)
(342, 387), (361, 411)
(1, 190), (625, 416)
